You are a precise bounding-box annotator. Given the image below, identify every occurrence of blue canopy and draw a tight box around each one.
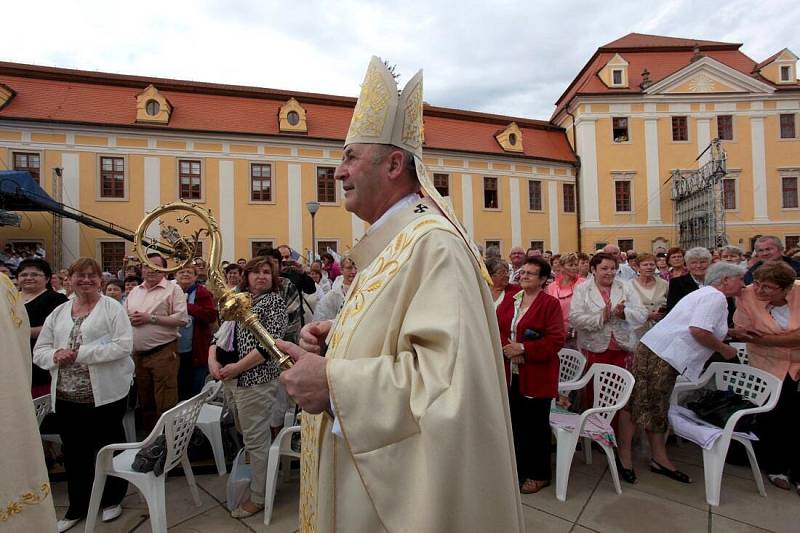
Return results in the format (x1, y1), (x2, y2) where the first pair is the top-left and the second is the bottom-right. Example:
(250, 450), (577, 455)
(0, 170), (61, 212)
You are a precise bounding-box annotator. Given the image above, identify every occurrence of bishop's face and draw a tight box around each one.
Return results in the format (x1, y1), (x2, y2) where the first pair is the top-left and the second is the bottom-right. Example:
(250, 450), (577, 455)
(335, 144), (387, 223)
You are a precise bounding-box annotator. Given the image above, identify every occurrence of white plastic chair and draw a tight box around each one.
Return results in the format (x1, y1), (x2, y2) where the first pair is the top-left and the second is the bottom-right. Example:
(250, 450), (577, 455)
(550, 363), (635, 502)
(33, 394), (51, 426)
(670, 362), (781, 506)
(728, 342), (750, 365)
(558, 348), (587, 387)
(84, 388), (212, 533)
(194, 380), (227, 476)
(264, 411), (301, 526)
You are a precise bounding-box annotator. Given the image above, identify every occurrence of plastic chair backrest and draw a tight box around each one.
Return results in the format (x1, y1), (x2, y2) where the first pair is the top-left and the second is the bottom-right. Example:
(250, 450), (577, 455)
(558, 349), (587, 384)
(200, 380), (224, 403)
(728, 342), (749, 366)
(162, 389), (211, 473)
(591, 364), (634, 424)
(33, 394), (51, 426)
(712, 363), (775, 407)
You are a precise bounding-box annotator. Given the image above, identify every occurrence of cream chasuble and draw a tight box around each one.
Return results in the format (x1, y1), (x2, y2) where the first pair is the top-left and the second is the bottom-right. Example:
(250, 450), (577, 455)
(0, 274), (57, 531)
(299, 198), (524, 532)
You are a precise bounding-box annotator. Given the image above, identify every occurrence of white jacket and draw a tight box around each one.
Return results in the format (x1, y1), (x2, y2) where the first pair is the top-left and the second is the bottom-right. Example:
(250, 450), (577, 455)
(569, 279), (648, 353)
(33, 295), (134, 410)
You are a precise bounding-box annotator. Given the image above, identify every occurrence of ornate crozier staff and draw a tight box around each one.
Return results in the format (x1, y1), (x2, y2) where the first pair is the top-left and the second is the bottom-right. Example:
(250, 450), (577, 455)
(133, 200), (292, 370)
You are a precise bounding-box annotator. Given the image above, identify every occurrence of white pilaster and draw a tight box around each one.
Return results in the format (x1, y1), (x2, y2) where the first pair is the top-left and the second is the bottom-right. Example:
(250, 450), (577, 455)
(547, 181), (560, 253)
(576, 119), (599, 225)
(509, 178), (521, 248)
(218, 160), (235, 262)
(287, 163), (302, 252)
(61, 153), (80, 265)
(143, 157), (161, 241)
(644, 118), (662, 224)
(750, 116), (769, 221)
(460, 174), (474, 237)
(351, 214), (365, 245)
(696, 117), (711, 166)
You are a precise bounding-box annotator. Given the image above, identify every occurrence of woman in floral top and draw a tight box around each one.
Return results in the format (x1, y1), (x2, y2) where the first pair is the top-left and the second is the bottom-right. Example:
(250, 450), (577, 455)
(208, 256), (287, 518)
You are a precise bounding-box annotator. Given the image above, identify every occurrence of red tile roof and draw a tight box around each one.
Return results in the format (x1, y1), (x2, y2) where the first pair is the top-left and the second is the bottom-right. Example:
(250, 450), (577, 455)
(552, 33), (799, 121)
(0, 62), (575, 164)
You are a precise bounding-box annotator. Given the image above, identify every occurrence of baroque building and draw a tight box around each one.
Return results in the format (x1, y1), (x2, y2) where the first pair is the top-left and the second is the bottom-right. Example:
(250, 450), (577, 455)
(552, 33), (800, 252)
(0, 62), (575, 272)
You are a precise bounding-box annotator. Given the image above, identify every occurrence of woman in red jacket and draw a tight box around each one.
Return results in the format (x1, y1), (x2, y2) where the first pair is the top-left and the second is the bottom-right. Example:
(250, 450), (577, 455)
(497, 256), (566, 494)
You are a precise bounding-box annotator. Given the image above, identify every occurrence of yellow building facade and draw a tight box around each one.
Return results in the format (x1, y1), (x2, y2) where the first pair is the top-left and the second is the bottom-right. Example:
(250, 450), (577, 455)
(0, 63), (576, 272)
(553, 34), (800, 252)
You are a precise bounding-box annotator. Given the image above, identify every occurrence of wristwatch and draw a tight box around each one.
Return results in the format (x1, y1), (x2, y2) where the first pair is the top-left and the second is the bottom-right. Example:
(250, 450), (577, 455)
(150, 314), (158, 324)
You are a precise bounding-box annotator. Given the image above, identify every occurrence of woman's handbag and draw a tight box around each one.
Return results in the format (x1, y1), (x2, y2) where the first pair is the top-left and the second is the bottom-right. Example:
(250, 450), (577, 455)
(131, 435), (168, 476)
(686, 389), (758, 432)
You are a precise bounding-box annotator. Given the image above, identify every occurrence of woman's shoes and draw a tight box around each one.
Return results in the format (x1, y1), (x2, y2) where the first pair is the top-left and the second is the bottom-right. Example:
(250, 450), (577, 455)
(231, 503), (264, 519)
(520, 479), (550, 494)
(102, 504), (123, 522)
(615, 456), (638, 484)
(767, 474), (791, 490)
(650, 459), (692, 484)
(57, 518), (80, 533)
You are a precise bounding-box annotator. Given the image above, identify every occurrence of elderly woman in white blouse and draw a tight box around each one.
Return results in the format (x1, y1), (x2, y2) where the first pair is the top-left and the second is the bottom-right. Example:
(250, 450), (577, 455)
(33, 258), (134, 532)
(313, 256), (357, 321)
(618, 261), (744, 486)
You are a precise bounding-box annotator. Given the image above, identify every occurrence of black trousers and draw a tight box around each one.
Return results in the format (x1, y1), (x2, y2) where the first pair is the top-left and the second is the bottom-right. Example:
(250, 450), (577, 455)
(509, 376), (553, 482)
(56, 396), (129, 519)
(756, 375), (800, 482)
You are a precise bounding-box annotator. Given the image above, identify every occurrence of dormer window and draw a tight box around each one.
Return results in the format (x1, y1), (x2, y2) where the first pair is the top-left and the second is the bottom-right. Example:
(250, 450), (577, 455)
(135, 85), (171, 124)
(495, 122), (524, 153)
(279, 98), (308, 133)
(612, 69), (624, 86)
(600, 53), (629, 88)
(0, 83), (16, 110)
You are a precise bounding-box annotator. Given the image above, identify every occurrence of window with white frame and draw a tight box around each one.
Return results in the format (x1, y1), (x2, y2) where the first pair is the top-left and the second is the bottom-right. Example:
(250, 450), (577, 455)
(717, 115), (733, 141)
(722, 177), (737, 210)
(433, 173), (449, 197)
(782, 175), (799, 208)
(250, 240), (274, 258)
(614, 180), (632, 212)
(528, 180), (542, 211)
(484, 177), (499, 209)
(672, 116), (689, 141)
(780, 65), (792, 82)
(617, 239), (634, 252)
(100, 242), (126, 274)
(529, 240), (544, 252)
(780, 114), (796, 139)
(562, 183), (576, 213)
(785, 235), (800, 250)
(611, 69), (623, 86)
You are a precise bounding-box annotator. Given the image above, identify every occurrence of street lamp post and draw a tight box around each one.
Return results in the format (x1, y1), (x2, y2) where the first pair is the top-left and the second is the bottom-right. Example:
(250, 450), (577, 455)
(306, 200), (320, 262)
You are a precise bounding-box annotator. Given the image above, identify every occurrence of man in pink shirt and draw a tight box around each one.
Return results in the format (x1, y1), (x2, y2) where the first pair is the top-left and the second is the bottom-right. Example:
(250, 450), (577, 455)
(125, 253), (188, 431)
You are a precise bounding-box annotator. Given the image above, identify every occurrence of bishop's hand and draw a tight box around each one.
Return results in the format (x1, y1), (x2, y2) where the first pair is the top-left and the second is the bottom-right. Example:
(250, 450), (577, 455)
(277, 339), (332, 415)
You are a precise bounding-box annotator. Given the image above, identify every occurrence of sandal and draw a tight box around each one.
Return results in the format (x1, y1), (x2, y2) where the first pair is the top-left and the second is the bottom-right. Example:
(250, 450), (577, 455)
(231, 503), (264, 519)
(650, 460), (692, 484)
(615, 456), (638, 484)
(767, 474), (791, 490)
(520, 479), (550, 494)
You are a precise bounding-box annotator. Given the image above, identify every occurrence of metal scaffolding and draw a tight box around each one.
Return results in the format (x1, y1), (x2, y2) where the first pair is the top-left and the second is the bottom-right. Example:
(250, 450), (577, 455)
(671, 139), (728, 250)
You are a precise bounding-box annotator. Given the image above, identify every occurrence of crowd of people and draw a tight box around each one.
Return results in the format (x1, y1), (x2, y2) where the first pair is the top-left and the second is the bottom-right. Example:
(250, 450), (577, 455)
(1, 242), (353, 531)
(4, 231), (799, 530)
(490, 236), (800, 496)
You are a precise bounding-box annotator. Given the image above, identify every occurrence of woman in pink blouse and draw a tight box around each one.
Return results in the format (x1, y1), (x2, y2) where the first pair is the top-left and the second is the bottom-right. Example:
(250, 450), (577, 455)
(545, 252), (584, 347)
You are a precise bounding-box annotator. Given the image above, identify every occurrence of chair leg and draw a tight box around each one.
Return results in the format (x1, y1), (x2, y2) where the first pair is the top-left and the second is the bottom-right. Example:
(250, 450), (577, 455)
(738, 438), (766, 497)
(601, 443), (622, 494)
(207, 424), (227, 476)
(83, 471), (107, 533)
(554, 429), (580, 502)
(141, 478), (168, 533)
(263, 446), (282, 526)
(122, 409), (136, 442)
(583, 437), (593, 464)
(181, 455), (202, 506)
(702, 439), (729, 506)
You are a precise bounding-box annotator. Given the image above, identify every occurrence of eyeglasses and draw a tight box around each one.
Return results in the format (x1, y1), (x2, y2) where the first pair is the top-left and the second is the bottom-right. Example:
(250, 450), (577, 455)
(753, 281), (783, 292)
(18, 272), (45, 278)
(518, 270), (540, 277)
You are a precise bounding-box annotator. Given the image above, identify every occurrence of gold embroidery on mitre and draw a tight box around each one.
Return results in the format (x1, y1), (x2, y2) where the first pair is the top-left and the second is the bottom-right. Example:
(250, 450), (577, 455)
(348, 61), (392, 139)
(401, 81), (423, 150)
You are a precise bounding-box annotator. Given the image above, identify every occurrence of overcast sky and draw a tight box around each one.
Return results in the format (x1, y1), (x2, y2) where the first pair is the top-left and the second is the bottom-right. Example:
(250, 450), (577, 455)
(3, 1), (798, 120)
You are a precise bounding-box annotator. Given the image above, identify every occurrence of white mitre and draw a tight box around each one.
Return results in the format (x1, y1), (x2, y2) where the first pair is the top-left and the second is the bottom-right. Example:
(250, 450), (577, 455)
(345, 56), (491, 284)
